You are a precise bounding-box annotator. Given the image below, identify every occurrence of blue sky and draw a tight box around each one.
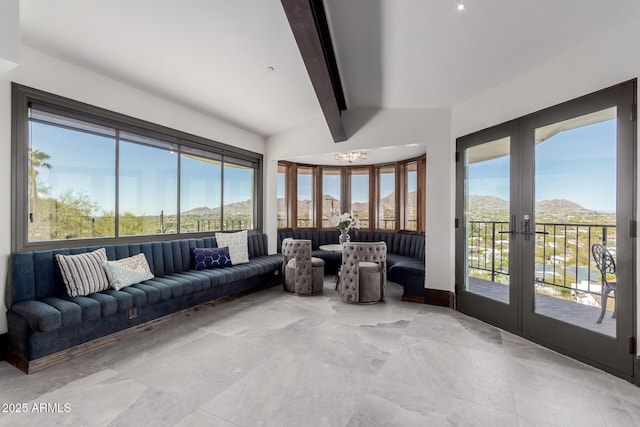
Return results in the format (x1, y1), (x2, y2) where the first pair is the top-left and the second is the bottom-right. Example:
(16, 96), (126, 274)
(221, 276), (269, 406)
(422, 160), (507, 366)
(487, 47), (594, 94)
(31, 122), (253, 216)
(277, 172), (286, 198)
(323, 174), (340, 199)
(351, 174), (369, 203)
(296, 170), (398, 205)
(468, 119), (616, 212)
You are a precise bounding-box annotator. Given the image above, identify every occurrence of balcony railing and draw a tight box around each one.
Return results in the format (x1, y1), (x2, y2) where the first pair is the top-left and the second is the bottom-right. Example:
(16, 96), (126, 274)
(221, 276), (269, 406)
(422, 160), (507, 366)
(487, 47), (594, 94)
(468, 220), (616, 298)
(187, 219), (252, 232)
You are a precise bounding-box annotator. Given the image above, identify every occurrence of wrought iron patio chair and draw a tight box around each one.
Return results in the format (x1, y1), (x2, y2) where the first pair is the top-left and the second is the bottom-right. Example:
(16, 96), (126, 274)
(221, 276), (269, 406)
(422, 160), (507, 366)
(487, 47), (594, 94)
(591, 243), (617, 324)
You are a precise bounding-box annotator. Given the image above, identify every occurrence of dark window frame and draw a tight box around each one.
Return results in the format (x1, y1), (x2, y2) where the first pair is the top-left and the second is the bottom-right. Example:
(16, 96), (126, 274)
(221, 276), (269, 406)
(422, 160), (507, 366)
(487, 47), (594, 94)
(12, 83), (263, 252)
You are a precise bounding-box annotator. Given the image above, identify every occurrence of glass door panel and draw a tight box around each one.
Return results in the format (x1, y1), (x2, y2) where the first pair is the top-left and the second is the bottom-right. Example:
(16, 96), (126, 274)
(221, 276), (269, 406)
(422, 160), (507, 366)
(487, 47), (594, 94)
(457, 80), (635, 379)
(532, 108), (618, 337)
(464, 137), (511, 304)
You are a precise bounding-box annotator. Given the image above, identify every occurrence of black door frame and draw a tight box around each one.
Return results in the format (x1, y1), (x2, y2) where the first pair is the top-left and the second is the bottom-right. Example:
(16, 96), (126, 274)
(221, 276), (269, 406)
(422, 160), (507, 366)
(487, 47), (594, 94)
(455, 79), (637, 380)
(455, 120), (520, 332)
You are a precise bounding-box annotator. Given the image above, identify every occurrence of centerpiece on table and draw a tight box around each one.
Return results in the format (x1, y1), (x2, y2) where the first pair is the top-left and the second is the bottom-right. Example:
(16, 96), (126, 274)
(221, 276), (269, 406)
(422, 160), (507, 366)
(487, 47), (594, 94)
(329, 212), (361, 245)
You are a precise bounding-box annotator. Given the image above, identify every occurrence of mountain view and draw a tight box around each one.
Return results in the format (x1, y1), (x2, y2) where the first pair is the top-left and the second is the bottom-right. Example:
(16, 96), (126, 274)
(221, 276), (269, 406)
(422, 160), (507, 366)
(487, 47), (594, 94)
(277, 191), (417, 228)
(182, 198), (253, 218)
(468, 195), (615, 224)
(287, 191), (415, 217)
(466, 194), (617, 309)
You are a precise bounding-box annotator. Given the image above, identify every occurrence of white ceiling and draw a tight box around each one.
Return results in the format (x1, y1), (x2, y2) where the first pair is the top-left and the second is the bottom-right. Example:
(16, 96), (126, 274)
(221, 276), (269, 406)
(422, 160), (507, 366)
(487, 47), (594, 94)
(20, 0), (640, 146)
(19, 0), (322, 136)
(326, 0), (640, 109)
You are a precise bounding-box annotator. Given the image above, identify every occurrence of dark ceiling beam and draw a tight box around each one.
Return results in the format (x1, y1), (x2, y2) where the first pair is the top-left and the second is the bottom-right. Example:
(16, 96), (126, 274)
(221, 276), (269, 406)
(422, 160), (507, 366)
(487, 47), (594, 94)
(281, 0), (347, 142)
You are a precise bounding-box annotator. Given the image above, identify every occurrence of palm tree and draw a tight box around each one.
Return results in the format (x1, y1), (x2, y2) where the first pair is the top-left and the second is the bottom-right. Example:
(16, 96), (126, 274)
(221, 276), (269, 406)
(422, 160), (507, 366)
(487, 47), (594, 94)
(28, 148), (51, 221)
(28, 148), (51, 201)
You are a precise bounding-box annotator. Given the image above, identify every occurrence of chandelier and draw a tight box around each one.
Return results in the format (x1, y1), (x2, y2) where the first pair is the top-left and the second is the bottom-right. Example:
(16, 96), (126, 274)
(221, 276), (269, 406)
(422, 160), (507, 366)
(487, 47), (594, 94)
(335, 151), (367, 163)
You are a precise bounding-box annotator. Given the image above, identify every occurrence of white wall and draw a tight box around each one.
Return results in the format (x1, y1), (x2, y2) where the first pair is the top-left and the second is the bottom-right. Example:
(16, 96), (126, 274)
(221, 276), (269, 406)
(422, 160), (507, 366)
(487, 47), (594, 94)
(0, 0), (19, 74)
(0, 46), (265, 335)
(0, 64), (11, 337)
(265, 107), (454, 292)
(452, 19), (640, 137)
(452, 17), (640, 346)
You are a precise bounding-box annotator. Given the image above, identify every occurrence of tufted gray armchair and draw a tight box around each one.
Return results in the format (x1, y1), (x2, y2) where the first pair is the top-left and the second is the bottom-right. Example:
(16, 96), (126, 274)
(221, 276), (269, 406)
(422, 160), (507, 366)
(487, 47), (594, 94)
(340, 242), (387, 304)
(282, 238), (325, 296)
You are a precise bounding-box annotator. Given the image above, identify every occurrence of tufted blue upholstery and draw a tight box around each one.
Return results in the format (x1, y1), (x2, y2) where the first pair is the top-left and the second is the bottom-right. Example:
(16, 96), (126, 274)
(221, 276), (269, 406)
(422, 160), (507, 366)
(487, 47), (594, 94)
(278, 231), (425, 300)
(7, 233), (282, 363)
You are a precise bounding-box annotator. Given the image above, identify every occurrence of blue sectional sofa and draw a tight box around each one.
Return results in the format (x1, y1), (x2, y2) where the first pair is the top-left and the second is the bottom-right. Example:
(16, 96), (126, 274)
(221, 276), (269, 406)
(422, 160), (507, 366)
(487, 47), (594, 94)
(277, 231), (425, 302)
(6, 233), (281, 373)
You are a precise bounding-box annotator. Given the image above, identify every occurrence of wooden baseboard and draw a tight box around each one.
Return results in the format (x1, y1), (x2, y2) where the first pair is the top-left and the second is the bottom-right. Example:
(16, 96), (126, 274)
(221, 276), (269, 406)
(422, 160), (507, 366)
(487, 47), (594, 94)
(424, 289), (456, 309)
(0, 333), (7, 361)
(7, 280), (280, 374)
(401, 294), (425, 304)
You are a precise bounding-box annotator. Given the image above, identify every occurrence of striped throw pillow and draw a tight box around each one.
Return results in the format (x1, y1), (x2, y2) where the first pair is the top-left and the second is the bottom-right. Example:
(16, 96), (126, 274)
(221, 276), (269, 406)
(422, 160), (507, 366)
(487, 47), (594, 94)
(56, 248), (110, 297)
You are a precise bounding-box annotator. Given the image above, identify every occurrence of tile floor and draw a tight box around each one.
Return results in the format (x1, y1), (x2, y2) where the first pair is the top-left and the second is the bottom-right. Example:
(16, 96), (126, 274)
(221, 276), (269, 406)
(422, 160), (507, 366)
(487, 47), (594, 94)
(1, 278), (639, 426)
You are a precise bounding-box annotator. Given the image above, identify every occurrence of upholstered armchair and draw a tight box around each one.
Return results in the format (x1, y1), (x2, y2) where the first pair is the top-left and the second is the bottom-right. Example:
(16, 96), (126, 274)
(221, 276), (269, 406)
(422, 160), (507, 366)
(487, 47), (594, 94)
(281, 238), (325, 295)
(340, 242), (387, 304)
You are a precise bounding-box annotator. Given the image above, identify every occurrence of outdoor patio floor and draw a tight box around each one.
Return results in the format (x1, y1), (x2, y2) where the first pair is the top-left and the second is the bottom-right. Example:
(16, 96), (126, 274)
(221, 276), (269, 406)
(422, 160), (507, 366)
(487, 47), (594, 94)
(468, 277), (616, 337)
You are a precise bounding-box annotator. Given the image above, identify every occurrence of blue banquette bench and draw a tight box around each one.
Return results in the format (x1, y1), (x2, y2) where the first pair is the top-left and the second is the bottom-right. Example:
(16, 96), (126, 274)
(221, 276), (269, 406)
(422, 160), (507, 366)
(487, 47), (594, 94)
(6, 233), (281, 373)
(277, 230), (425, 302)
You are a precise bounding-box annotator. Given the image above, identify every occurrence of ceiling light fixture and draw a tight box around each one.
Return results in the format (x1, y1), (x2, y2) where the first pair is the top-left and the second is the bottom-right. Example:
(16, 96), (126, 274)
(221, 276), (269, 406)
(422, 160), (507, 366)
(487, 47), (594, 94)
(335, 151), (367, 163)
(457, 3), (466, 11)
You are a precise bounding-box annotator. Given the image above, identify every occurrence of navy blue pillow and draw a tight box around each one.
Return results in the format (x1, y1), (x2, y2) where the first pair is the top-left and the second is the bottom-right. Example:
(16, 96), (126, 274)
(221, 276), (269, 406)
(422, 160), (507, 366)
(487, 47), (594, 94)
(193, 247), (232, 270)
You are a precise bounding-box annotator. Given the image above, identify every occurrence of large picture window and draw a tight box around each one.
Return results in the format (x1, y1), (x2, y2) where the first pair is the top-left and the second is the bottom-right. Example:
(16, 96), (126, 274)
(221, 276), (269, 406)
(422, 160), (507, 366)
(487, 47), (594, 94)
(28, 111), (116, 241)
(180, 149), (222, 233)
(223, 160), (254, 230)
(119, 135), (178, 236)
(13, 84), (262, 251)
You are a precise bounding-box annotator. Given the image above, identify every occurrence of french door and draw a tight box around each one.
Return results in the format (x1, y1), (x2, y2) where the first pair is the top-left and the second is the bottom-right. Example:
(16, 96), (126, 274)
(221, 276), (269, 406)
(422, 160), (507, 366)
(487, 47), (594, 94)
(455, 80), (636, 379)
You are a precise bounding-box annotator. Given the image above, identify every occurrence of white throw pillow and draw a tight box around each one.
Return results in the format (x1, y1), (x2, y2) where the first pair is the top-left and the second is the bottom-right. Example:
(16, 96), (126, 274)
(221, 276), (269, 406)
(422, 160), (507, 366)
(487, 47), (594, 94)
(103, 253), (155, 290)
(56, 248), (110, 297)
(215, 230), (249, 265)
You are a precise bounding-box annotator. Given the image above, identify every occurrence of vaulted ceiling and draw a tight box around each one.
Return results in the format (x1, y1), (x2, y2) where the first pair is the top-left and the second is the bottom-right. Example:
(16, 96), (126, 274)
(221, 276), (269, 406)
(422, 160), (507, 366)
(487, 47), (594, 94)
(20, 0), (640, 142)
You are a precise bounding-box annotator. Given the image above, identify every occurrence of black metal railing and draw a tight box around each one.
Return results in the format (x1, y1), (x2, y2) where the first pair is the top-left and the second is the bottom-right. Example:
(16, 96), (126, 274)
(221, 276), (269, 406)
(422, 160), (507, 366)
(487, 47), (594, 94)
(467, 221), (512, 283)
(183, 219), (252, 232)
(468, 220), (616, 297)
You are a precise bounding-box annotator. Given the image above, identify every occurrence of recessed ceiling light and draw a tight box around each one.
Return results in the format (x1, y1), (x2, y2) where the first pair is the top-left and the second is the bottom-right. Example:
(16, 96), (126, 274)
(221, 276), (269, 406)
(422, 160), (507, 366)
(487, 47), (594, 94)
(266, 66), (275, 72)
(457, 3), (466, 11)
